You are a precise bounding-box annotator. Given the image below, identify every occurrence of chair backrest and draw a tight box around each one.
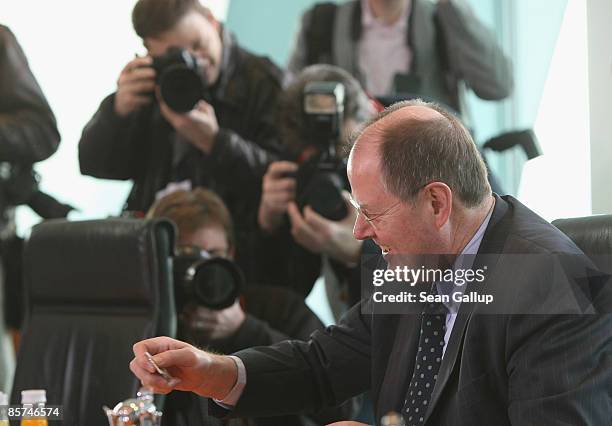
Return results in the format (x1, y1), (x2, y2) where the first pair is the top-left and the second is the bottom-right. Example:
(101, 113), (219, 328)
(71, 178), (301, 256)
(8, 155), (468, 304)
(11, 218), (176, 425)
(553, 215), (612, 273)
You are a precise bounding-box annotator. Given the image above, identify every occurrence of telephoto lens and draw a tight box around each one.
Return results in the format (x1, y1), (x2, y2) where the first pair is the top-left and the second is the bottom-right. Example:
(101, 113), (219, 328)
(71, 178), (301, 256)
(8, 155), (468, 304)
(152, 47), (208, 112)
(173, 246), (244, 311)
(293, 81), (348, 220)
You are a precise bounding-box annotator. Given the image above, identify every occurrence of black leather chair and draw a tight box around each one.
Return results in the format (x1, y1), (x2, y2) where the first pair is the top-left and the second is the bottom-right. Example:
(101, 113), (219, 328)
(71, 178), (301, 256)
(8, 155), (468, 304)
(11, 218), (176, 425)
(553, 215), (612, 273)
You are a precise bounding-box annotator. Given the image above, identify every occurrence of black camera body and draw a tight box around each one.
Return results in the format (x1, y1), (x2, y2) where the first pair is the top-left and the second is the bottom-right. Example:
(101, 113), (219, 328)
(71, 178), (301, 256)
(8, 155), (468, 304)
(294, 154), (348, 221)
(173, 246), (243, 312)
(151, 47), (208, 113)
(292, 81), (348, 221)
(0, 163), (74, 219)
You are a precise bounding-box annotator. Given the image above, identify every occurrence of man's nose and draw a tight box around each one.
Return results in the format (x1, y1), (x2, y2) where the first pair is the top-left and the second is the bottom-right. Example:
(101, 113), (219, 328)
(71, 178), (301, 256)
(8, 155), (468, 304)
(353, 213), (374, 241)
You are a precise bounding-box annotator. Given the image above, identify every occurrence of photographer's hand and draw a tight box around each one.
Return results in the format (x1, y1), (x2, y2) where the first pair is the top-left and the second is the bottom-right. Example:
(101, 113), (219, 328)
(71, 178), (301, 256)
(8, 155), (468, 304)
(114, 56), (156, 117)
(130, 336), (238, 399)
(182, 300), (246, 341)
(287, 191), (362, 266)
(159, 99), (219, 154)
(258, 161), (298, 233)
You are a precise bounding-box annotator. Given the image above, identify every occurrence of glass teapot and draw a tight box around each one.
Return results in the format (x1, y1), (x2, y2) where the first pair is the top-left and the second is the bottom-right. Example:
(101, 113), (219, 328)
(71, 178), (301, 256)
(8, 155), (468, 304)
(103, 388), (162, 426)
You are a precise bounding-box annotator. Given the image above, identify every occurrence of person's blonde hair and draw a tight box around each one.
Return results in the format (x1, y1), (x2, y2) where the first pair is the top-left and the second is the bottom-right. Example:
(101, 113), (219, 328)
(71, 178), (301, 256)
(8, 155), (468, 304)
(147, 188), (234, 248)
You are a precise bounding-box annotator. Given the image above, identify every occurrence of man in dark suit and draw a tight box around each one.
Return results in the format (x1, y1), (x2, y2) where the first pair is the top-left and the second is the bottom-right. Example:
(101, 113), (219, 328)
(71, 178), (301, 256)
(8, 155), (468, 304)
(130, 100), (612, 425)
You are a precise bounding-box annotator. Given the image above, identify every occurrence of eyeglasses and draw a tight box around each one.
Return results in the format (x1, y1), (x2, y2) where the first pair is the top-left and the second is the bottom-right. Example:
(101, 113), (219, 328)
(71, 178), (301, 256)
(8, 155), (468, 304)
(348, 194), (401, 229)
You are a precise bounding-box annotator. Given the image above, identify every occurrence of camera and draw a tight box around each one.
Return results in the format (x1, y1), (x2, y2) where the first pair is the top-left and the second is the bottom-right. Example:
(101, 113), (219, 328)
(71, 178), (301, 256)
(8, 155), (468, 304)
(292, 81), (348, 221)
(151, 47), (208, 113)
(173, 246), (244, 311)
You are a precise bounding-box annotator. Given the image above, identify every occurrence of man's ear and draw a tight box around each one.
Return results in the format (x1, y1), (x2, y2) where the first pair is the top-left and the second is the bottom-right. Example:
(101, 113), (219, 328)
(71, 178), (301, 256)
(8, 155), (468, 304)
(423, 182), (452, 229)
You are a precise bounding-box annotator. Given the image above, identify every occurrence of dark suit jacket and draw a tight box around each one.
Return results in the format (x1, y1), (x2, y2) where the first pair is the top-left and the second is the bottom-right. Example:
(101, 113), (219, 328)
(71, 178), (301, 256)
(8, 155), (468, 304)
(224, 195), (612, 425)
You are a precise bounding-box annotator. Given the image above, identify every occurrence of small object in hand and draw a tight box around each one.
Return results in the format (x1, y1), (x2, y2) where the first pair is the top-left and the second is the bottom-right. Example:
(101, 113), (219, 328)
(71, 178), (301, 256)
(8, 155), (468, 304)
(144, 351), (176, 383)
(381, 411), (405, 426)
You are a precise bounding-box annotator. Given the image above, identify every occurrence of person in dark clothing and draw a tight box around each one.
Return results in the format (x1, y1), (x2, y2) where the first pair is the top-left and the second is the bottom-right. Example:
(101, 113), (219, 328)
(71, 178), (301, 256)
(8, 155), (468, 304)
(132, 100), (612, 426)
(0, 24), (61, 391)
(78, 0), (284, 280)
(0, 25), (59, 164)
(148, 188), (352, 425)
(0, 25), (60, 227)
(256, 65), (505, 315)
(255, 65), (374, 318)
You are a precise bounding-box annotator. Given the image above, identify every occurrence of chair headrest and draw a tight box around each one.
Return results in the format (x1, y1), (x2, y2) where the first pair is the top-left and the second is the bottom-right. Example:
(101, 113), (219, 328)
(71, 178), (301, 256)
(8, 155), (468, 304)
(553, 215), (612, 273)
(24, 218), (175, 304)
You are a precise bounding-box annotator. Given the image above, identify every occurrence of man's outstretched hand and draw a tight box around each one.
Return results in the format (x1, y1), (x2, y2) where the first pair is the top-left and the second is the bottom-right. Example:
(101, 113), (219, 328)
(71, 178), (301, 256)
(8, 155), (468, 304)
(130, 336), (237, 400)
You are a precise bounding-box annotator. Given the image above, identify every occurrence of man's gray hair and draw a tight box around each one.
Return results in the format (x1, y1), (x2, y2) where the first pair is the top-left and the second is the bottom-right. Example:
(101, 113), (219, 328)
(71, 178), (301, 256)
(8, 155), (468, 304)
(279, 64), (374, 157)
(353, 99), (491, 208)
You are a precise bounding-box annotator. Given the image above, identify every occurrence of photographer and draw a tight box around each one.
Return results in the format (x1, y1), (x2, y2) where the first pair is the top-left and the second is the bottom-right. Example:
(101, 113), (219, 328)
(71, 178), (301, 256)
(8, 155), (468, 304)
(255, 65), (375, 317)
(288, 0), (513, 113)
(0, 24), (61, 392)
(148, 188), (353, 425)
(79, 0), (284, 279)
(0, 25), (60, 226)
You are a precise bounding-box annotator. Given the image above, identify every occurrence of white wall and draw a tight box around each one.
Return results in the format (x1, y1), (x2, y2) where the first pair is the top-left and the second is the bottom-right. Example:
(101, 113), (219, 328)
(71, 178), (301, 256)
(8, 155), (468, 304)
(586, 0), (612, 215)
(0, 0), (228, 234)
(517, 0), (591, 221)
(518, 0), (612, 219)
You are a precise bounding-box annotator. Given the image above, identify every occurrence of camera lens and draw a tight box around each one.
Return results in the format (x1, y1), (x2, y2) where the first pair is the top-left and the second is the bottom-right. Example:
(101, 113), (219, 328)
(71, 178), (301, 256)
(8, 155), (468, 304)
(159, 65), (205, 113)
(300, 172), (347, 221)
(174, 248), (243, 311)
(188, 257), (242, 310)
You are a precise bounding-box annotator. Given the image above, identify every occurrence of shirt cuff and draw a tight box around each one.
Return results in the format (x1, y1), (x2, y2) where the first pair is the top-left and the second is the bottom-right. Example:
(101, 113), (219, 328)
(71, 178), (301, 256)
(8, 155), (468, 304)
(213, 355), (246, 408)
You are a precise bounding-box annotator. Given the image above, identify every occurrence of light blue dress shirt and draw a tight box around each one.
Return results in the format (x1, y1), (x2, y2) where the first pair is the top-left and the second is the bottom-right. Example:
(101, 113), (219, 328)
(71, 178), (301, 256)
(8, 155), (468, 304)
(438, 203), (494, 356)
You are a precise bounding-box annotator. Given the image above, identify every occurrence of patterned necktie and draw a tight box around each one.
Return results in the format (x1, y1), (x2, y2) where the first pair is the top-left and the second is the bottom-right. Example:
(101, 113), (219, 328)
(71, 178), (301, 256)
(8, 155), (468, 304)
(403, 285), (448, 425)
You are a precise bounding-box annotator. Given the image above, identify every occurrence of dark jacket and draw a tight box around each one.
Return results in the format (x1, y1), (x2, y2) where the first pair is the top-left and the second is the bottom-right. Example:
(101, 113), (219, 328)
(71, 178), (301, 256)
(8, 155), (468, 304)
(78, 29), (284, 279)
(253, 161), (358, 307)
(0, 25), (60, 164)
(0, 25), (60, 336)
(0, 24), (60, 220)
(164, 285), (352, 426)
(224, 195), (612, 425)
(191, 285), (326, 353)
(254, 214), (361, 310)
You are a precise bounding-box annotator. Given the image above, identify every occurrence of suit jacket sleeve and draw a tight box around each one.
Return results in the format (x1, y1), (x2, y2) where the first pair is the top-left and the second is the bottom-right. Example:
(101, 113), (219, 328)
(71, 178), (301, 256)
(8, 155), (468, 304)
(226, 301), (372, 418)
(436, 0), (514, 100)
(0, 26), (60, 163)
